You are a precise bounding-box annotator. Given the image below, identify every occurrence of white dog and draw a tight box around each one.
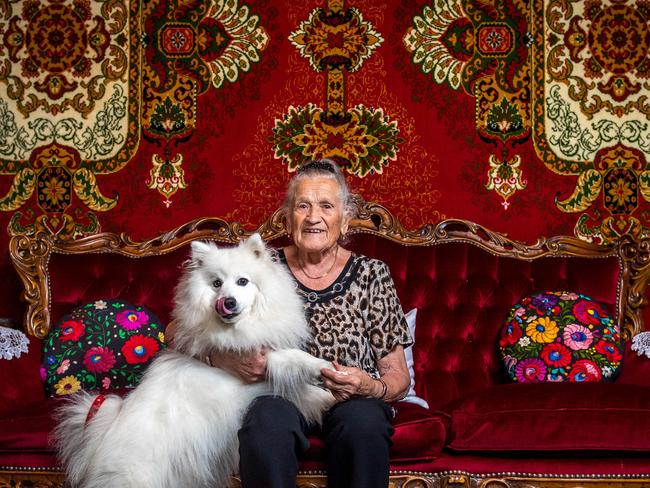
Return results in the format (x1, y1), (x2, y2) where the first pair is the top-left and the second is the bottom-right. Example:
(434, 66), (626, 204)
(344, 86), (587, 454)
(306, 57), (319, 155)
(54, 234), (336, 488)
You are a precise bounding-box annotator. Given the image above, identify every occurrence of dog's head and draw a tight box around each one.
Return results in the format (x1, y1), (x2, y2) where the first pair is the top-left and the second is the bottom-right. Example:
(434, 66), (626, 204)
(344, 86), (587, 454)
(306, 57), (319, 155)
(186, 234), (269, 325)
(172, 233), (309, 355)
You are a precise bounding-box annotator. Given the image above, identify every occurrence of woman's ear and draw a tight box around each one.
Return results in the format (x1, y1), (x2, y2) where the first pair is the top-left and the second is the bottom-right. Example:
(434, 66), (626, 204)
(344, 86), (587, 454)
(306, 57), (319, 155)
(284, 214), (293, 235)
(340, 216), (351, 236)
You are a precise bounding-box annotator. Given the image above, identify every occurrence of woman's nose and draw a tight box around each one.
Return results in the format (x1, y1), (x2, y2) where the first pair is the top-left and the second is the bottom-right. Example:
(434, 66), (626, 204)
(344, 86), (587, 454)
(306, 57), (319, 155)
(306, 207), (321, 221)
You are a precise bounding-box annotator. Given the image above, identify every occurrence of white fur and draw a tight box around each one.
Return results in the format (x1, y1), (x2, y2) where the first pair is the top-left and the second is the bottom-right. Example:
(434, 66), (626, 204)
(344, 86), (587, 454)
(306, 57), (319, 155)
(54, 234), (336, 488)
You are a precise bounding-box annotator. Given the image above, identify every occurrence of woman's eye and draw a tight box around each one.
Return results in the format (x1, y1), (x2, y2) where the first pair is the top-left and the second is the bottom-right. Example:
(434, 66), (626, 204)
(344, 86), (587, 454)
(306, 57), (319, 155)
(213, 279), (222, 288)
(237, 278), (249, 286)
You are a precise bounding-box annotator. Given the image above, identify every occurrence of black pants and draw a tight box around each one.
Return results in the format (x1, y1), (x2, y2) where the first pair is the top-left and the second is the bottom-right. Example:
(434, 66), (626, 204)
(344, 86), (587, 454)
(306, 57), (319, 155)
(238, 395), (394, 488)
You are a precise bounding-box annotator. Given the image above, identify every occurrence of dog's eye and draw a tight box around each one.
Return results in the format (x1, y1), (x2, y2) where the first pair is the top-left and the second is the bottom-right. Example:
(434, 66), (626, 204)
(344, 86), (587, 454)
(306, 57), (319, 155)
(213, 279), (222, 288)
(237, 278), (249, 286)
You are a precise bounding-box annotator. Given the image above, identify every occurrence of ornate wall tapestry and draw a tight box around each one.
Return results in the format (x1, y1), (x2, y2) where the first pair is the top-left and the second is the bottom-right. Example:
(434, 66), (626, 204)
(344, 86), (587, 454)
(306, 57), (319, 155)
(0, 0), (140, 238)
(531, 0), (650, 242)
(0, 0), (648, 321)
(404, 0), (531, 210)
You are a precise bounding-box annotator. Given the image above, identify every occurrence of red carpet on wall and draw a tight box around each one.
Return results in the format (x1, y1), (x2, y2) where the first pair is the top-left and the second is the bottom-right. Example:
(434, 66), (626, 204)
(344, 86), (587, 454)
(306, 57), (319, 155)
(0, 0), (648, 318)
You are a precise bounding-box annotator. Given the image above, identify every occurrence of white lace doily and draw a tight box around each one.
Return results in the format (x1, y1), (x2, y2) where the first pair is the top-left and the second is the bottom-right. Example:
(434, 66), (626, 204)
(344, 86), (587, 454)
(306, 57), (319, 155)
(0, 326), (30, 360)
(631, 331), (650, 359)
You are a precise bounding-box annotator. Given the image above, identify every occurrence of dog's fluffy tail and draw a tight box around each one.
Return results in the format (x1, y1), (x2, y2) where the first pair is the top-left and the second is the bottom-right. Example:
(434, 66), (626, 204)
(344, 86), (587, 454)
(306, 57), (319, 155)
(53, 391), (123, 487)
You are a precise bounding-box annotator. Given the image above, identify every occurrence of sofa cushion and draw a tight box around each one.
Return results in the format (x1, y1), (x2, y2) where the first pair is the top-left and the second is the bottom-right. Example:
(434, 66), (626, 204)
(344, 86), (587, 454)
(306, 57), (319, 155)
(499, 291), (622, 382)
(0, 337), (46, 416)
(402, 308), (429, 409)
(303, 401), (449, 462)
(449, 382), (650, 452)
(42, 299), (166, 396)
(0, 400), (55, 452)
(618, 339), (650, 386)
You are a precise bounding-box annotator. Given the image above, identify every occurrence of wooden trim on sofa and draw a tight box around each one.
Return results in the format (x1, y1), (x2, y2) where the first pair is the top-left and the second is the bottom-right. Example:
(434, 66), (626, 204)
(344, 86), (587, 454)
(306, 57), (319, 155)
(9, 200), (650, 340)
(3, 469), (650, 488)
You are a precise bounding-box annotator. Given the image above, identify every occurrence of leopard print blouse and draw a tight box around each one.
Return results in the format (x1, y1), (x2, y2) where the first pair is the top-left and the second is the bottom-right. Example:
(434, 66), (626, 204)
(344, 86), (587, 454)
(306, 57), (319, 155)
(279, 250), (412, 378)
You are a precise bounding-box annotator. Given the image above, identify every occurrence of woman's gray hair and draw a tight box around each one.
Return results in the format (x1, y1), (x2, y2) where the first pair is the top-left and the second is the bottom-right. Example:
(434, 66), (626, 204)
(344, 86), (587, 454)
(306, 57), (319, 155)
(282, 159), (358, 222)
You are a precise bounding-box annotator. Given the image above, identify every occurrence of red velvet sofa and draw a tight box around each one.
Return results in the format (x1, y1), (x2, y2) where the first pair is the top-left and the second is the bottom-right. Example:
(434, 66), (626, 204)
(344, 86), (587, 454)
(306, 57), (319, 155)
(2, 201), (650, 487)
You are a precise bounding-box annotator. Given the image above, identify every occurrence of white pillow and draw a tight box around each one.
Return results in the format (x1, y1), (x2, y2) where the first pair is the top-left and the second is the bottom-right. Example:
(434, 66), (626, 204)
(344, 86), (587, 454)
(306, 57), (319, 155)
(400, 308), (429, 409)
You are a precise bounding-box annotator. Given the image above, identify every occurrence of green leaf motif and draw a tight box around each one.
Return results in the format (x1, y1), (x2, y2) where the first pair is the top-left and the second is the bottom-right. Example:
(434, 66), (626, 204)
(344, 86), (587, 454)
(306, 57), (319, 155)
(0, 168), (36, 211)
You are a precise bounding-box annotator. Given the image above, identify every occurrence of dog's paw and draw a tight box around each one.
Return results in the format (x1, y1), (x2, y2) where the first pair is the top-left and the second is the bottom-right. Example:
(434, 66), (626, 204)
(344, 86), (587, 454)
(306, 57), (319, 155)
(314, 358), (335, 374)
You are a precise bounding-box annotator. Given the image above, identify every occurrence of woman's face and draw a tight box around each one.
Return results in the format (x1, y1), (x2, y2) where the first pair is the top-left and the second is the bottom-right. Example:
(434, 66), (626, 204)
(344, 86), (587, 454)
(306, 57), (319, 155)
(288, 176), (349, 254)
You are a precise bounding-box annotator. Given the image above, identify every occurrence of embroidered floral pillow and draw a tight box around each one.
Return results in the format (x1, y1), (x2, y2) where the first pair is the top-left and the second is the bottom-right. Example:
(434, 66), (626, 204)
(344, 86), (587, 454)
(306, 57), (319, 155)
(499, 291), (622, 383)
(42, 299), (166, 396)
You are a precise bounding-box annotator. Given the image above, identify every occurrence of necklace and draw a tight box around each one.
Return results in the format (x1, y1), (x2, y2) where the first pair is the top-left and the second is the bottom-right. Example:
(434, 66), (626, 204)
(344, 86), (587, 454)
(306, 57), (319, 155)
(298, 245), (339, 280)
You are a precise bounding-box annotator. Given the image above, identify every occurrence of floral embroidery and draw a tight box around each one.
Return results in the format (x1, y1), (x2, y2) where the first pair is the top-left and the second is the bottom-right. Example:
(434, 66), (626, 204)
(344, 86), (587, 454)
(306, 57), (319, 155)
(83, 346), (116, 373)
(515, 357), (547, 382)
(122, 335), (160, 364)
(531, 294), (559, 314)
(526, 316), (559, 344)
(500, 291), (622, 383)
(54, 375), (81, 396)
(569, 359), (602, 382)
(562, 323), (594, 350)
(573, 299), (609, 325)
(540, 343), (572, 368)
(56, 358), (70, 374)
(499, 321), (522, 347)
(59, 319), (85, 341)
(595, 340), (623, 362)
(42, 299), (166, 396)
(116, 309), (149, 330)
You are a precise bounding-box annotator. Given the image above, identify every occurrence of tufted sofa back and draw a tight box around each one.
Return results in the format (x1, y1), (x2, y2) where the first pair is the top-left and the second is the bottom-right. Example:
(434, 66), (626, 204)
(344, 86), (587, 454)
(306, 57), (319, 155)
(344, 236), (622, 409)
(10, 202), (647, 410)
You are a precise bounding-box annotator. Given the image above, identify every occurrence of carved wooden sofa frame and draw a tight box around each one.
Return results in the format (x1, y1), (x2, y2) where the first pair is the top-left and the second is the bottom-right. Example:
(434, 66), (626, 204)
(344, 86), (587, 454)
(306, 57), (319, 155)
(4, 200), (650, 488)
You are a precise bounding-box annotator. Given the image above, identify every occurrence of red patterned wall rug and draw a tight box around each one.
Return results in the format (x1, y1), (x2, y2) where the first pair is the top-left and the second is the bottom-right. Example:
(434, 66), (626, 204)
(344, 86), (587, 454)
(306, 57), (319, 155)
(0, 0), (648, 318)
(531, 0), (650, 242)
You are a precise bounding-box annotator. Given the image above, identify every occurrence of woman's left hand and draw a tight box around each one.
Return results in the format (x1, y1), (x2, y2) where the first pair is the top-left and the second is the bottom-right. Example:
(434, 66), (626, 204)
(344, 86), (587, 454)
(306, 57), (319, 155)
(320, 362), (373, 402)
(319, 346), (411, 403)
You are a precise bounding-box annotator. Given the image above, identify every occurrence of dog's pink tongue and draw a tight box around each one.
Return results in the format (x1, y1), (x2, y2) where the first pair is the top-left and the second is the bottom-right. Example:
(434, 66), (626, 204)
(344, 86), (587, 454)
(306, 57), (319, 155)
(216, 297), (233, 315)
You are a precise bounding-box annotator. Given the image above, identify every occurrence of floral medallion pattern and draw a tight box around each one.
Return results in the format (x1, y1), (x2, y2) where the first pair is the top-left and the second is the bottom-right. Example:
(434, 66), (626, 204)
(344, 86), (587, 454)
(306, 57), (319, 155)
(142, 0), (268, 206)
(290, 7), (382, 73)
(271, 3), (401, 177)
(0, 0), (270, 228)
(0, 0), (140, 238)
(532, 0), (650, 242)
(404, 0), (530, 209)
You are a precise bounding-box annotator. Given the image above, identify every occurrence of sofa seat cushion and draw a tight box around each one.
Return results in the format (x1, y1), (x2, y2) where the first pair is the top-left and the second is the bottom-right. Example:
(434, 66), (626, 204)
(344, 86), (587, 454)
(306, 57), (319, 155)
(449, 382), (650, 452)
(303, 401), (448, 462)
(0, 400), (56, 452)
(412, 452), (650, 476)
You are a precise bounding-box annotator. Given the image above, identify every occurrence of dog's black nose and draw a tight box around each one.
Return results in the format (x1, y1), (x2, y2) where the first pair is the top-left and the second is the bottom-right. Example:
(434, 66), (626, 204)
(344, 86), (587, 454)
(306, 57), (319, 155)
(224, 297), (237, 311)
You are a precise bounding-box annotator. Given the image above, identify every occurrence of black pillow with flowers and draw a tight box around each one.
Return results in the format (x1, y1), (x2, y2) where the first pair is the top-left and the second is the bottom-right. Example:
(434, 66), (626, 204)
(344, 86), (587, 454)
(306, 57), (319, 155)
(42, 299), (166, 396)
(499, 291), (623, 383)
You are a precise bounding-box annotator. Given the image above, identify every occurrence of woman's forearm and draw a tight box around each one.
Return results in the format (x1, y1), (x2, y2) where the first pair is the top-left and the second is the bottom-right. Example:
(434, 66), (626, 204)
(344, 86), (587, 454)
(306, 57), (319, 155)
(375, 346), (411, 402)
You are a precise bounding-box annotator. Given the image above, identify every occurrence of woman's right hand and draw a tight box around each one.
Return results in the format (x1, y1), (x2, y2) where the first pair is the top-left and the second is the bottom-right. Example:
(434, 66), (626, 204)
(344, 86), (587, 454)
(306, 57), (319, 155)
(208, 347), (268, 384)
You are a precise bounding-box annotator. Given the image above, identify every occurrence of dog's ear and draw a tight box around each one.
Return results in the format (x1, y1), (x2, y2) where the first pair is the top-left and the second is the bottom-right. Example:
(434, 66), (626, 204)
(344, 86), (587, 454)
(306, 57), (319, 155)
(243, 233), (266, 259)
(190, 241), (214, 265)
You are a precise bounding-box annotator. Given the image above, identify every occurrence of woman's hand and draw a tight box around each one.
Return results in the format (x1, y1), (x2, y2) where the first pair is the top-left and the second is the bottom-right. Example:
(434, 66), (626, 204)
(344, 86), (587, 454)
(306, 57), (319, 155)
(320, 362), (376, 402)
(208, 348), (268, 384)
(320, 346), (411, 403)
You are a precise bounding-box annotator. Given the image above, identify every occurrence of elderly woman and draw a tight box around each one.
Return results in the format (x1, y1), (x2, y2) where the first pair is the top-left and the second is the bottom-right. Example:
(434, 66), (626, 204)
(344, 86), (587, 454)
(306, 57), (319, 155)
(212, 159), (412, 487)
